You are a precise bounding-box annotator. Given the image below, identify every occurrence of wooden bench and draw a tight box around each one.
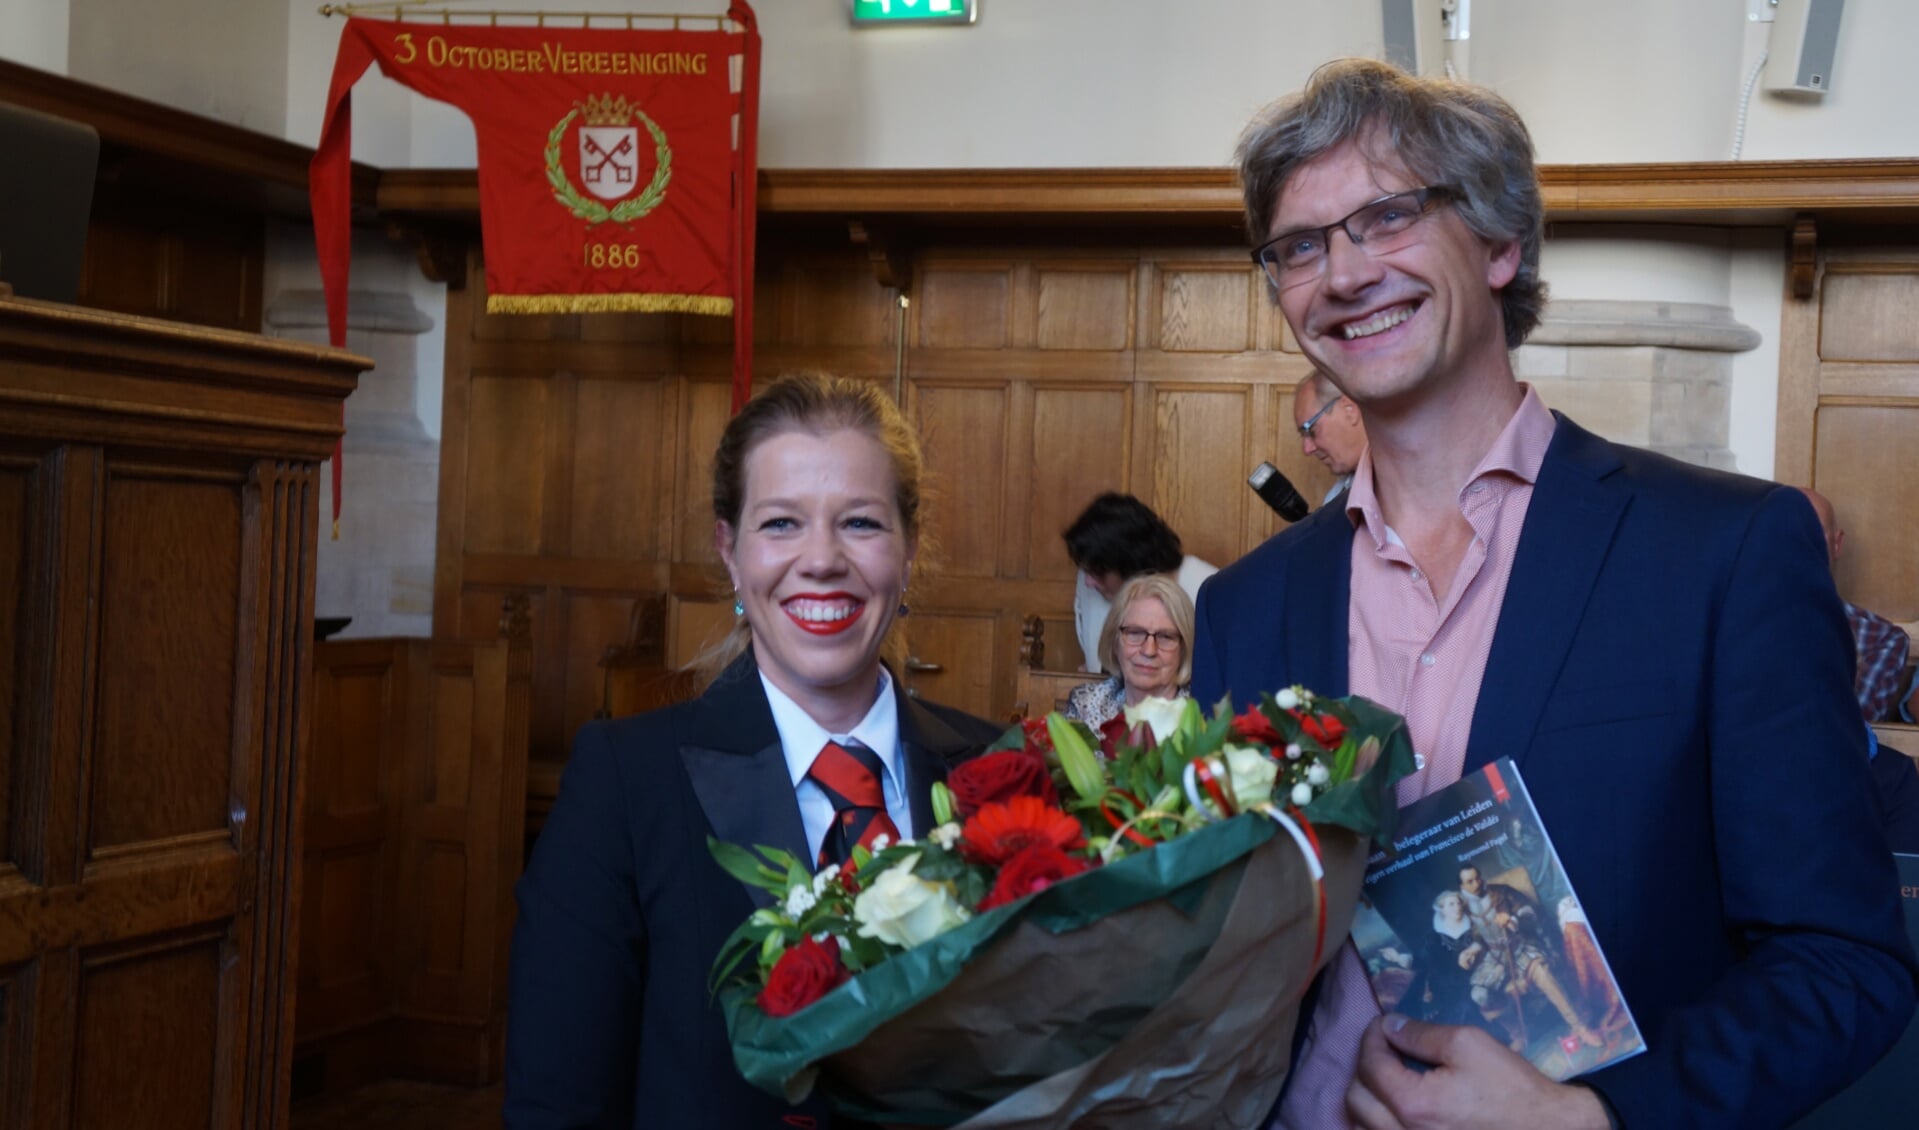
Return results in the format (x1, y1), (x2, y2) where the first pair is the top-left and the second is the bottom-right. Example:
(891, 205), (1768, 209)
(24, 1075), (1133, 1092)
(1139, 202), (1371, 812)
(1008, 615), (1103, 721)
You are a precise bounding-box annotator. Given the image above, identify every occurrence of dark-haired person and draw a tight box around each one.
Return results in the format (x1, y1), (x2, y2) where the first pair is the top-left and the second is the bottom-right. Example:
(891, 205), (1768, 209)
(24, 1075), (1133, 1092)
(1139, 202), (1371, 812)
(504, 373), (1002, 1128)
(1195, 58), (1914, 1128)
(1061, 492), (1216, 673)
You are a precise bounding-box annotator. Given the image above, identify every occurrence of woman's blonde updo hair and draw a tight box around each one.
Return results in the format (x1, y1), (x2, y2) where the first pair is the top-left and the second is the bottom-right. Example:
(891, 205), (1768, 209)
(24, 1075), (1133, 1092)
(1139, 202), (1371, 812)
(700, 372), (925, 681)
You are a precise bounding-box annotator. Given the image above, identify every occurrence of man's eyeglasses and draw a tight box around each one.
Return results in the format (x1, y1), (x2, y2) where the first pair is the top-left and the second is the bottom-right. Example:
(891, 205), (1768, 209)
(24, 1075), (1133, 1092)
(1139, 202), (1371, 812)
(1117, 626), (1182, 651)
(1298, 394), (1345, 440)
(1252, 186), (1456, 291)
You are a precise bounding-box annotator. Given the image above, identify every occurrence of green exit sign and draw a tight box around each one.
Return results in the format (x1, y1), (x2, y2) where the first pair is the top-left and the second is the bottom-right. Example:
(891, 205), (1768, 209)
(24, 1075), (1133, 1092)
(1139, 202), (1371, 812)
(851, 0), (978, 27)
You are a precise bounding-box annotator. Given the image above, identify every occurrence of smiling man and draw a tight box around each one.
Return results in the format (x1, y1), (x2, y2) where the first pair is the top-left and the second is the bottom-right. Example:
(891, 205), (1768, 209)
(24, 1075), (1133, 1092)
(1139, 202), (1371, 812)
(1191, 59), (1916, 1130)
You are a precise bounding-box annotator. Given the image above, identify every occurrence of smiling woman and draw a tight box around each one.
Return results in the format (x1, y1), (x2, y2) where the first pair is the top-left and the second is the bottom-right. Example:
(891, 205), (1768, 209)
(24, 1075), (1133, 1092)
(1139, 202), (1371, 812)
(504, 372), (1004, 1128)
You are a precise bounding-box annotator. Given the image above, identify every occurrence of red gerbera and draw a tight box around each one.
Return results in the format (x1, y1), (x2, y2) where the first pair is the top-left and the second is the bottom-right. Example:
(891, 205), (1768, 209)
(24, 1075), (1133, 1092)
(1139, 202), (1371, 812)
(961, 795), (1086, 866)
(1231, 703), (1282, 746)
(978, 843), (1094, 911)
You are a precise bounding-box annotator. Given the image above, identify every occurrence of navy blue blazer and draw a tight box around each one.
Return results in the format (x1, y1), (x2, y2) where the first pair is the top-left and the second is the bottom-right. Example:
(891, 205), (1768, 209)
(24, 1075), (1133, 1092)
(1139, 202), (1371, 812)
(1193, 415), (1918, 1128)
(503, 653), (1004, 1129)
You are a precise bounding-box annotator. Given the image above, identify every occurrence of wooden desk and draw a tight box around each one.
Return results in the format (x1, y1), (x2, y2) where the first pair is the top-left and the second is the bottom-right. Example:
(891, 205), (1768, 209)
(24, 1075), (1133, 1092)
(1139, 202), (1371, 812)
(0, 296), (364, 1129)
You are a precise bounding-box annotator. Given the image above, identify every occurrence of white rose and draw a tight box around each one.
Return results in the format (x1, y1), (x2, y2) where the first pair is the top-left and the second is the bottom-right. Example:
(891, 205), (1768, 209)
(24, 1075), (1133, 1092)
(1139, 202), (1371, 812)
(1124, 695), (1190, 743)
(1307, 762), (1330, 786)
(1221, 745), (1278, 808)
(1290, 782), (1315, 807)
(853, 863), (971, 948)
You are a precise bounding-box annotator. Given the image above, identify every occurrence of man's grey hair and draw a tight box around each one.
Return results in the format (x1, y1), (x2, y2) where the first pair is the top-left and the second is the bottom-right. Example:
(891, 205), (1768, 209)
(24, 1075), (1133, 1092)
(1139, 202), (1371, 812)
(1235, 57), (1547, 349)
(1299, 369), (1341, 407)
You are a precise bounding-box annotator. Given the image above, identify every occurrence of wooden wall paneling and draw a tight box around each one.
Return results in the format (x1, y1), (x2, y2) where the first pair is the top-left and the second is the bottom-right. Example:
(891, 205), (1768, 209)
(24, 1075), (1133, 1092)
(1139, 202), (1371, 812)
(1815, 404), (1919, 620)
(667, 596), (735, 673)
(917, 261), (1015, 350)
(900, 612), (998, 721)
(72, 933), (227, 1130)
(1024, 384), (1132, 581)
(300, 642), (405, 1063)
(910, 380), (1012, 580)
(1774, 249), (1825, 488)
(675, 378), (732, 566)
(1137, 384), (1255, 572)
(1034, 260), (1135, 352)
(92, 467), (243, 852)
(569, 376), (671, 562)
(1778, 244), (1919, 624)
(431, 250), (478, 640)
(0, 457), (30, 848)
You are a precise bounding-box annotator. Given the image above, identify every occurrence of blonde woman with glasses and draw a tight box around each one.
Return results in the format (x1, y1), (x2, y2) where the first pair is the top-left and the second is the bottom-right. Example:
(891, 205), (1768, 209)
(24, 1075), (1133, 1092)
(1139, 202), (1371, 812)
(1064, 573), (1195, 732)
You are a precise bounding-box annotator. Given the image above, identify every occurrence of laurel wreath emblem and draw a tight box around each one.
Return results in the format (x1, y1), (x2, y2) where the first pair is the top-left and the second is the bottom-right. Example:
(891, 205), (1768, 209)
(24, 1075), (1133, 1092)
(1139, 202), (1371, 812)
(544, 105), (672, 225)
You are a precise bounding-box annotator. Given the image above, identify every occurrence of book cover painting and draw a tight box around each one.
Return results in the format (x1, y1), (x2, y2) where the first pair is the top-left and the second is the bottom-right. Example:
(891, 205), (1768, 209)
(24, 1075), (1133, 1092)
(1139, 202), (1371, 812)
(1349, 758), (1644, 1081)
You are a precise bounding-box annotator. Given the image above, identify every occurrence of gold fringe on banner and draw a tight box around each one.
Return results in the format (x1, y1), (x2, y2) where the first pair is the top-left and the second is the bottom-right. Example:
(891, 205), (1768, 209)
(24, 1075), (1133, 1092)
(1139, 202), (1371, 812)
(317, 2), (732, 28)
(486, 292), (734, 315)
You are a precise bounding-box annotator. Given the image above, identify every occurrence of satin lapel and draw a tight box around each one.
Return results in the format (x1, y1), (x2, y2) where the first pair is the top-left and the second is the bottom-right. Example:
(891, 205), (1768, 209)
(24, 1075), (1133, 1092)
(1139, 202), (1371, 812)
(1464, 418), (1628, 774)
(679, 657), (809, 909)
(1285, 507), (1356, 698)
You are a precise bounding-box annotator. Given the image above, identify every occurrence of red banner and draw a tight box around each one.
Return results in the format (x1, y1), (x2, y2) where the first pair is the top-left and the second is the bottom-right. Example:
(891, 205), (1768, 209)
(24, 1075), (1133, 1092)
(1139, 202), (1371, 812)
(310, 6), (762, 527)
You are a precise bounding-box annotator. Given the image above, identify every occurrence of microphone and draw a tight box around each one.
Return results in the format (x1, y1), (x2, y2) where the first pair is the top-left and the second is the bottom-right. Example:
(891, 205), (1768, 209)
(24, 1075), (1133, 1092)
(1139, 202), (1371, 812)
(1248, 462), (1310, 522)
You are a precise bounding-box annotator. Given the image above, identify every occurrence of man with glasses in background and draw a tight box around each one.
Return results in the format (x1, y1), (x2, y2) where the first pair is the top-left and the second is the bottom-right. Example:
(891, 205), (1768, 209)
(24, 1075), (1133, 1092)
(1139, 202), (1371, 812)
(1295, 369), (1368, 504)
(1192, 58), (1914, 1129)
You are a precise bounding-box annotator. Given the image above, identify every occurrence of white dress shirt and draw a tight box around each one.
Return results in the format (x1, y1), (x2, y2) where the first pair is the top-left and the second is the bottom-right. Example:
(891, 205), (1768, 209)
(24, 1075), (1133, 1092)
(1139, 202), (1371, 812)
(760, 668), (911, 863)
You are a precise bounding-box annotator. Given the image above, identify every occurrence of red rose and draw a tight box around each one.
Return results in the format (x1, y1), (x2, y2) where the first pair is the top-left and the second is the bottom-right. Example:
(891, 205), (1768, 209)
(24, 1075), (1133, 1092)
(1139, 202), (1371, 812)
(947, 749), (1058, 819)
(1291, 709), (1347, 747)
(1097, 715), (1129, 758)
(1020, 717), (1054, 756)
(759, 934), (850, 1018)
(978, 843), (1093, 911)
(1231, 704), (1282, 746)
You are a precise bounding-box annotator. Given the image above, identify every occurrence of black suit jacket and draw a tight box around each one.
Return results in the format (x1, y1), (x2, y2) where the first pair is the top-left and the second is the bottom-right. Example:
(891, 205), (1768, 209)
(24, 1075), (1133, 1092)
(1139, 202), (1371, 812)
(503, 654), (1003, 1129)
(1194, 415), (1917, 1128)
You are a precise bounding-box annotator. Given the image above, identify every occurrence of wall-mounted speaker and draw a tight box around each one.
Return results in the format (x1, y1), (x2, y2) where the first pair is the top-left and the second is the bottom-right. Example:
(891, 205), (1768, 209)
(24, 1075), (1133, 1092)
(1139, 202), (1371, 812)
(1765, 0), (1847, 97)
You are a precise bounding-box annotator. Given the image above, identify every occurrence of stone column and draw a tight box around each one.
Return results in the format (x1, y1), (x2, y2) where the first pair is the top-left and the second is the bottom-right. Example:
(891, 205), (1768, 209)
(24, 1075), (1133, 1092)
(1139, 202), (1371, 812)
(265, 288), (439, 638)
(1514, 300), (1760, 471)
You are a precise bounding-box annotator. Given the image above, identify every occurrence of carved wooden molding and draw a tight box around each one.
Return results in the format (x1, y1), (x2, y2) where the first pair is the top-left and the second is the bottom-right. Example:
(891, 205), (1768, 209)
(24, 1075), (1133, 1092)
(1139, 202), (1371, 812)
(384, 219), (470, 289)
(377, 160), (1919, 230)
(1790, 214), (1819, 301)
(848, 219), (912, 291)
(0, 59), (380, 219)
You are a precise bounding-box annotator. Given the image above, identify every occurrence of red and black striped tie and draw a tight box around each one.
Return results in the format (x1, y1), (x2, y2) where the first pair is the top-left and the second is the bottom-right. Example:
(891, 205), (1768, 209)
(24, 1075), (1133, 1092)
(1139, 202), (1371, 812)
(808, 740), (900, 869)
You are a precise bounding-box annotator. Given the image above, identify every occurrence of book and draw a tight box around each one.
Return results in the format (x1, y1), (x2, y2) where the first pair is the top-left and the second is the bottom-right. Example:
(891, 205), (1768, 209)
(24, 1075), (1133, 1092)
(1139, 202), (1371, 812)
(1791, 852), (1919, 1128)
(1349, 758), (1645, 1081)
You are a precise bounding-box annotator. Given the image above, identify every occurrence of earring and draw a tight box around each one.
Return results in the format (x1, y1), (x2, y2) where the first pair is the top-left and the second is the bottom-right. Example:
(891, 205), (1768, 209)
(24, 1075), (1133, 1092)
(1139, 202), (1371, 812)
(733, 593), (744, 617)
(897, 602), (911, 618)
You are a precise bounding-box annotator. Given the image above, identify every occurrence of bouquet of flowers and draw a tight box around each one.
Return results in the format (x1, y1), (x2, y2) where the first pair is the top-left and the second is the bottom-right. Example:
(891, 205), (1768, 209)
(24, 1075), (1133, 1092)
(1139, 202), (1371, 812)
(709, 688), (1415, 1128)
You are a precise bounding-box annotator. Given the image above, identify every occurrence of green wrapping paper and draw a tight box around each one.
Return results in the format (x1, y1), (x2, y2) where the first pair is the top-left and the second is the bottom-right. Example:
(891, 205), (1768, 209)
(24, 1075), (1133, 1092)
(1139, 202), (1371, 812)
(722, 694), (1416, 1127)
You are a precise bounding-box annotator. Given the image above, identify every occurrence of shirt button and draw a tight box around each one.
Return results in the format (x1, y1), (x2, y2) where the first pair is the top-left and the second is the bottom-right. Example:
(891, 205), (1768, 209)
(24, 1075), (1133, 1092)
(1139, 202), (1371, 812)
(1409, 568), (1422, 581)
(1420, 653), (1436, 667)
(1415, 753), (1427, 770)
